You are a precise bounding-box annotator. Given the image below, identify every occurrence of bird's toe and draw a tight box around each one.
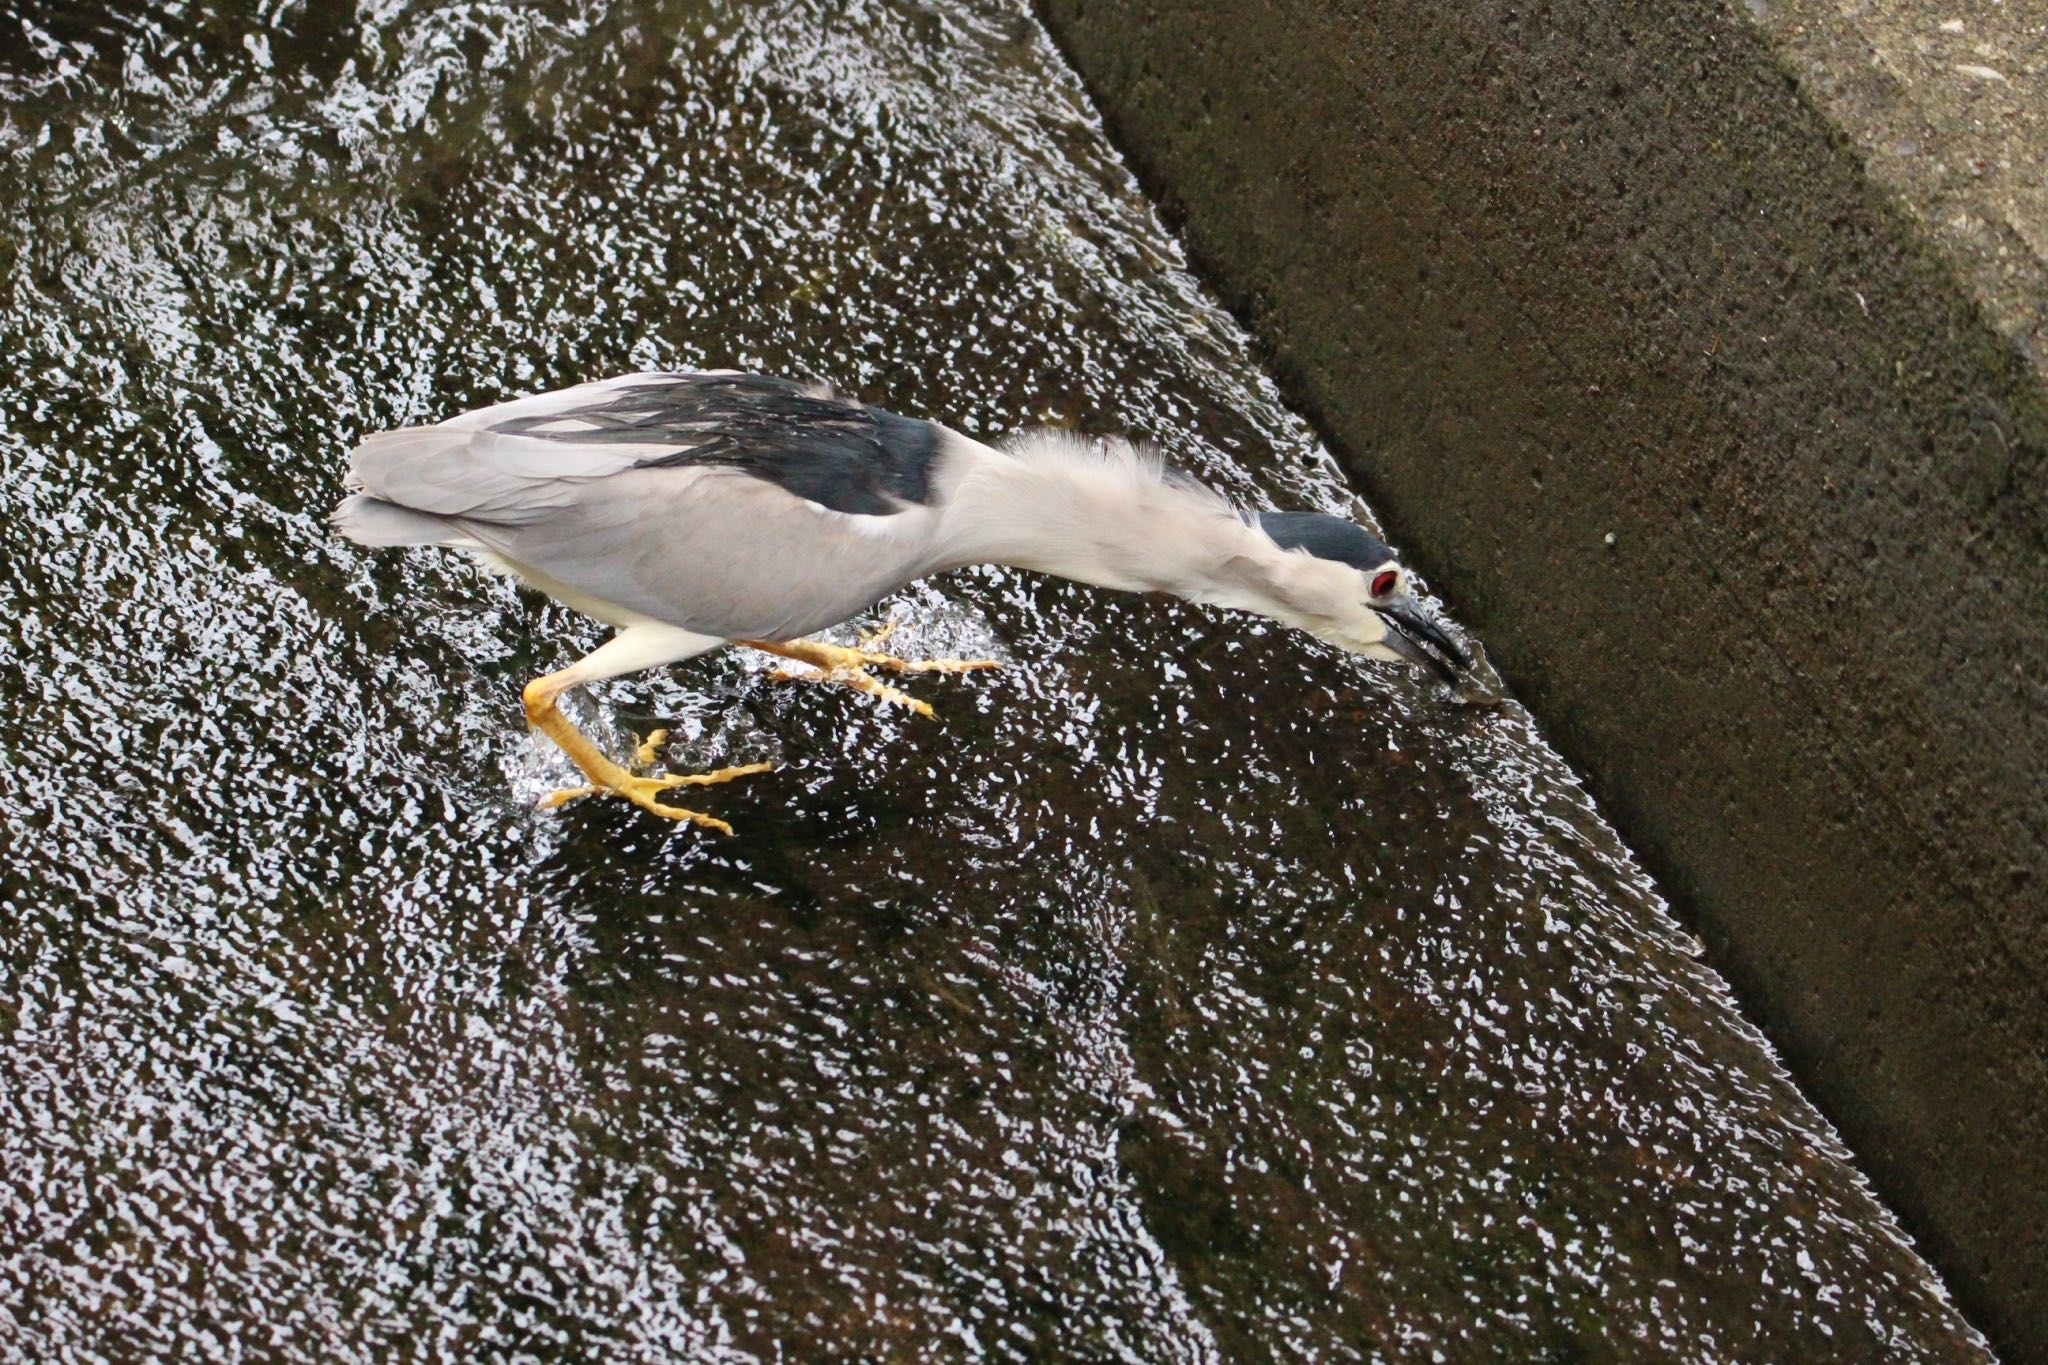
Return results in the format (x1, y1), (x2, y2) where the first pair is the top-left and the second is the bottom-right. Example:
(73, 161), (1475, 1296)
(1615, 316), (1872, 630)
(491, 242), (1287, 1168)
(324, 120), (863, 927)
(629, 728), (671, 771)
(881, 654), (1003, 675)
(624, 789), (735, 833)
(856, 617), (902, 650)
(537, 763), (773, 831)
(766, 662), (936, 717)
(648, 761), (779, 790)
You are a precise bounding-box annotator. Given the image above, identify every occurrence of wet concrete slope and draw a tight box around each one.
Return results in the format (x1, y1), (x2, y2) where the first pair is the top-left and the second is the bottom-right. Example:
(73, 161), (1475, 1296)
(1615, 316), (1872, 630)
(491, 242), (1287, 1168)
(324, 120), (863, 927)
(1037, 0), (2048, 1352)
(0, 0), (1996, 1357)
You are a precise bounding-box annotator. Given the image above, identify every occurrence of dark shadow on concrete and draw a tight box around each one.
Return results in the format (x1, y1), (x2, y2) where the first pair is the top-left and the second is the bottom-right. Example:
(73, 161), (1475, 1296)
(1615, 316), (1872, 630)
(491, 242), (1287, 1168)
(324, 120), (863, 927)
(1036, 0), (2047, 1353)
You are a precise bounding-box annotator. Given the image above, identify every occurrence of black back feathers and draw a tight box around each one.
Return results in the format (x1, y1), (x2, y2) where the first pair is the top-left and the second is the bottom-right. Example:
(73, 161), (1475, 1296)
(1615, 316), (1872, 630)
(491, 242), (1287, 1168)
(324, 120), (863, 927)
(492, 372), (943, 517)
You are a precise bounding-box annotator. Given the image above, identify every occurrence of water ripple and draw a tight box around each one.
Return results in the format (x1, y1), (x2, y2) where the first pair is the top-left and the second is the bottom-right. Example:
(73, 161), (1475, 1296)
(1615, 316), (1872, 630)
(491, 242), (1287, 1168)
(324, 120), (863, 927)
(0, 0), (1985, 1359)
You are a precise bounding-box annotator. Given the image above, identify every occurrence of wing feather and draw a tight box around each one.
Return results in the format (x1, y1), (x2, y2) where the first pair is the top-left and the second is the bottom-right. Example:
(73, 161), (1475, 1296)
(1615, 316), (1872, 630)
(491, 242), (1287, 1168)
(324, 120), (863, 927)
(333, 370), (959, 635)
(342, 393), (673, 525)
(339, 369), (944, 527)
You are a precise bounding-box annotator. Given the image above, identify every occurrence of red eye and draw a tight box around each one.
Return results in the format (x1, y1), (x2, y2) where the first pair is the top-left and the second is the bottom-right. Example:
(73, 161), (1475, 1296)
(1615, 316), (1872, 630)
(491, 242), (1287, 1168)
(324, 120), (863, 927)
(1371, 569), (1398, 597)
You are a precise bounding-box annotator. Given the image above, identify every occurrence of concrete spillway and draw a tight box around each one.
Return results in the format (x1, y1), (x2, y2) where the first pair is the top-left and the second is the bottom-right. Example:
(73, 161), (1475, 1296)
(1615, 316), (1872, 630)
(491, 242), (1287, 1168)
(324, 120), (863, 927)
(1038, 0), (2047, 1351)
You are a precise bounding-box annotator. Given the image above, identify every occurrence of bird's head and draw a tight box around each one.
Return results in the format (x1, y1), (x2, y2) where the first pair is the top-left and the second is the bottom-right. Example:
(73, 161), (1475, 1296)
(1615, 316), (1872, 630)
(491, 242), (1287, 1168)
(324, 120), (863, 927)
(1248, 511), (1471, 686)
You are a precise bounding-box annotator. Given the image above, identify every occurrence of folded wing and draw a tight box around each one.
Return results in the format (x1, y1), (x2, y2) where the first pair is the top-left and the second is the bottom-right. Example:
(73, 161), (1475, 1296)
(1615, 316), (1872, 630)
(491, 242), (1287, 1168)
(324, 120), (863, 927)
(331, 370), (956, 640)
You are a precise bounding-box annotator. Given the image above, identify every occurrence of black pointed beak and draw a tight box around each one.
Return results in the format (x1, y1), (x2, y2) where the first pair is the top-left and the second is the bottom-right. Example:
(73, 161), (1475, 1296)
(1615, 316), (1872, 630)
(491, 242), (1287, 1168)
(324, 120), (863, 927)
(1374, 600), (1470, 686)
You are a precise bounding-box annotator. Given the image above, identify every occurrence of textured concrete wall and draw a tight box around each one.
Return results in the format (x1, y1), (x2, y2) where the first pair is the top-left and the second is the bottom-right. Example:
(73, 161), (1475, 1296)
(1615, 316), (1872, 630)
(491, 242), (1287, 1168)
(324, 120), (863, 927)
(1036, 0), (2048, 1352)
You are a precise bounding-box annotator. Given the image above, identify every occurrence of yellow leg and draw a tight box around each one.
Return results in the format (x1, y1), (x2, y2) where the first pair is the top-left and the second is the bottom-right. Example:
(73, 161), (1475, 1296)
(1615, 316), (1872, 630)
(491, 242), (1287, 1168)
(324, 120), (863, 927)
(738, 634), (1001, 717)
(521, 674), (771, 832)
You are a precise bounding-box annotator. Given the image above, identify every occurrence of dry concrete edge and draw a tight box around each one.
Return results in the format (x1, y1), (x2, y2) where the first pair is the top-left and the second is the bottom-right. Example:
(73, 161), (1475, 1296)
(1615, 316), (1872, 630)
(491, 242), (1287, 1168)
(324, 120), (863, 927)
(1032, 0), (2048, 1354)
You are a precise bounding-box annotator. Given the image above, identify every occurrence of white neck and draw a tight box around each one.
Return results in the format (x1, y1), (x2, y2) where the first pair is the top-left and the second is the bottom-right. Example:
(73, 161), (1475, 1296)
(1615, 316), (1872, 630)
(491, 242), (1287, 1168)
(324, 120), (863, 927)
(928, 431), (1369, 639)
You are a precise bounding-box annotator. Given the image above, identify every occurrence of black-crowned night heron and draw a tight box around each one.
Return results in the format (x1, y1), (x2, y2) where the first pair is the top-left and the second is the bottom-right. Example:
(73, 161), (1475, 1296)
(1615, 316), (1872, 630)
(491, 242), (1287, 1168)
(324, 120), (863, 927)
(333, 370), (1469, 830)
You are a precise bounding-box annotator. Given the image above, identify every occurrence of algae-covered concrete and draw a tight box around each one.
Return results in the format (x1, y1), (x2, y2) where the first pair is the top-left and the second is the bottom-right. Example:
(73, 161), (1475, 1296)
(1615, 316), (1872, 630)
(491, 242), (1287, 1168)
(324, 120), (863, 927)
(1037, 0), (2048, 1351)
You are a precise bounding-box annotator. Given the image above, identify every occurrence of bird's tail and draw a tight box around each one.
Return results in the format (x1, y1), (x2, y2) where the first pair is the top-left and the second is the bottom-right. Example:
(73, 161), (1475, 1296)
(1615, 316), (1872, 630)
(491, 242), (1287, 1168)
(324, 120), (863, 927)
(329, 493), (470, 547)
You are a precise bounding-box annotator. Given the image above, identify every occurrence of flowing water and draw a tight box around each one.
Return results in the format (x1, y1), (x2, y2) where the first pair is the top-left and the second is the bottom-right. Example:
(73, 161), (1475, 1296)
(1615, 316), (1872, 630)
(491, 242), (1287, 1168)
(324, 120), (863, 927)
(0, 1), (1991, 1359)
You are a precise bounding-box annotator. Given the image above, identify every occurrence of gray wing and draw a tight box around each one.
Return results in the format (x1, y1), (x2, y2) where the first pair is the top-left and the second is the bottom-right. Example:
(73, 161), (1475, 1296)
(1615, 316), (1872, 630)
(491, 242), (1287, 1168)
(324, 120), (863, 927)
(477, 465), (944, 639)
(339, 371), (944, 523)
(333, 374), (688, 532)
(333, 371), (955, 639)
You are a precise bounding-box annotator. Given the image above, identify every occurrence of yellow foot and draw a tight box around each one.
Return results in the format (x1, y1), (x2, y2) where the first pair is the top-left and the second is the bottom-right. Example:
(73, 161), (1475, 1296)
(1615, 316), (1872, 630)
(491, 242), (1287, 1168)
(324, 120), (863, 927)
(765, 663), (935, 717)
(743, 631), (1002, 717)
(541, 762), (775, 833)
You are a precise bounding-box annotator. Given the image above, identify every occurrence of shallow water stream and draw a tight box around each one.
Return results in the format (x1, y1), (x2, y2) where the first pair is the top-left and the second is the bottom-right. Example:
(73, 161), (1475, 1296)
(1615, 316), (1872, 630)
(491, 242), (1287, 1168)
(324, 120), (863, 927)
(0, 0), (1990, 1358)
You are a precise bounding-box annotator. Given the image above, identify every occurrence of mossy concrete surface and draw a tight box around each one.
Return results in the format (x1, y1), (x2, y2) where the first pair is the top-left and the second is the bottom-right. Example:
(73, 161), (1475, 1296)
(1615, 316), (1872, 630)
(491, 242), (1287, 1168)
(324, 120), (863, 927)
(1038, 0), (2047, 1351)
